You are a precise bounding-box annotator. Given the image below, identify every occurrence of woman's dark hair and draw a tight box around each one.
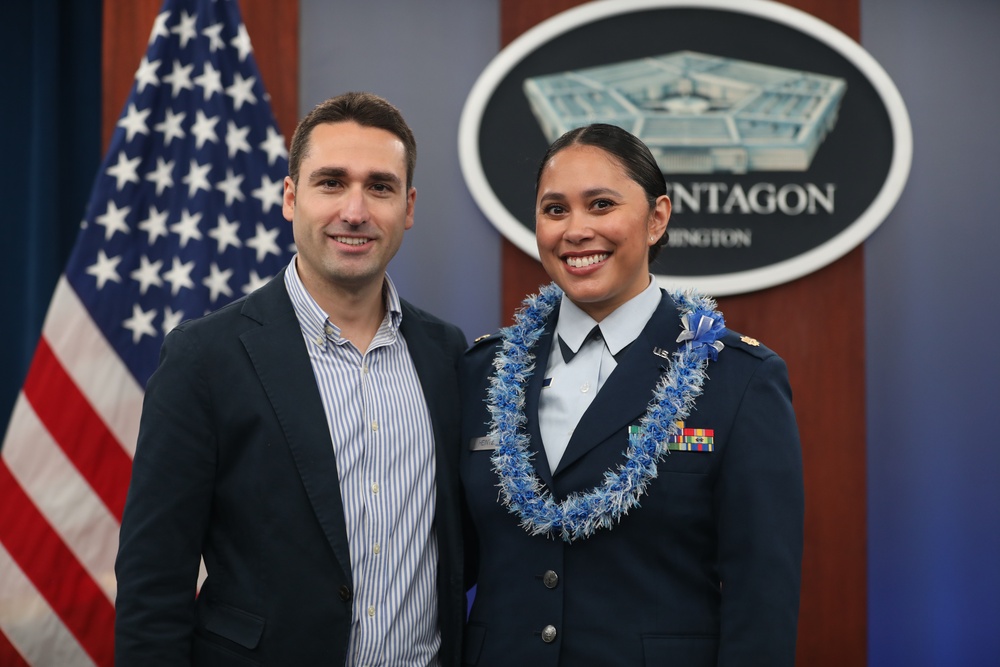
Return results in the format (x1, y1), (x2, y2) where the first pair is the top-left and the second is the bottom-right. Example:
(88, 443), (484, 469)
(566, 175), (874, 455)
(535, 123), (668, 261)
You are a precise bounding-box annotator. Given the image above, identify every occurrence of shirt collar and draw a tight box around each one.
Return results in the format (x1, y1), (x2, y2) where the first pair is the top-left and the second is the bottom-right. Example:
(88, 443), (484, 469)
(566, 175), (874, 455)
(554, 276), (660, 356)
(284, 255), (403, 343)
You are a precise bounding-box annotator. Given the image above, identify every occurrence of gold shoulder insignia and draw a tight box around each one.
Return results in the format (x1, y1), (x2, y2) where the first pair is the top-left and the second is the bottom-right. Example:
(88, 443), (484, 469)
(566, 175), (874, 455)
(474, 333), (492, 343)
(740, 335), (760, 347)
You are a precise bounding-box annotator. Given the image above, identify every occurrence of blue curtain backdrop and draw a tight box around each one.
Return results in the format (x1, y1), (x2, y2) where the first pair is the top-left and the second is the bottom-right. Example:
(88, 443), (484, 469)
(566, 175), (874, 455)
(0, 0), (102, 435)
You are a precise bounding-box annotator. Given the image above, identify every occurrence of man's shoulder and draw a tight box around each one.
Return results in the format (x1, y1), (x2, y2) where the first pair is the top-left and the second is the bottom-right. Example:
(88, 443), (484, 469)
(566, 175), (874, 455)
(172, 295), (249, 336)
(400, 299), (460, 331)
(399, 299), (464, 335)
(173, 271), (289, 337)
(399, 299), (467, 353)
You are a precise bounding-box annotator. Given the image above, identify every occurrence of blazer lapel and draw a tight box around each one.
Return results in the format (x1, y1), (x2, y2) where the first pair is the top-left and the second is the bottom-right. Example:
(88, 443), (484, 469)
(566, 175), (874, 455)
(554, 292), (680, 475)
(238, 272), (353, 582)
(399, 301), (455, 473)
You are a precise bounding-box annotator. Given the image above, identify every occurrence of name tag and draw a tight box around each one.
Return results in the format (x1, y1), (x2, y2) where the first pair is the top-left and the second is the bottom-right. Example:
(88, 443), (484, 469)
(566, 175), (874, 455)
(468, 436), (496, 451)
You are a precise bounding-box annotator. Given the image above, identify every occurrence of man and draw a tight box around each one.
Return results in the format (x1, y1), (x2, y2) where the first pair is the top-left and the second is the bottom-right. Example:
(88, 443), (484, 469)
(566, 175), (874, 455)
(115, 92), (467, 666)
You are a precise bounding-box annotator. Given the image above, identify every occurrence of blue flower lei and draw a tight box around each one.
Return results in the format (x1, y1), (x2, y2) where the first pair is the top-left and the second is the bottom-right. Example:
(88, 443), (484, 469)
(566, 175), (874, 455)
(487, 283), (726, 543)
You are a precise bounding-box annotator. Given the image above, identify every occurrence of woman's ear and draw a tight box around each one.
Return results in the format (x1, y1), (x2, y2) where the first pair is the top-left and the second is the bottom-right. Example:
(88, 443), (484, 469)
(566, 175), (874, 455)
(648, 194), (671, 246)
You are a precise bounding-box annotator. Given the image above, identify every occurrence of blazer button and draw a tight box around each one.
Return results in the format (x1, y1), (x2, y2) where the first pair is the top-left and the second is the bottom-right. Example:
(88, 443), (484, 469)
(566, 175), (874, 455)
(542, 570), (559, 589)
(541, 625), (557, 643)
(339, 585), (352, 602)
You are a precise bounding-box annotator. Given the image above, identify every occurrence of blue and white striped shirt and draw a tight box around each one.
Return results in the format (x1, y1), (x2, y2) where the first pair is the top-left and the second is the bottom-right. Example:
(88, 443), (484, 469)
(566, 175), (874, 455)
(285, 258), (439, 667)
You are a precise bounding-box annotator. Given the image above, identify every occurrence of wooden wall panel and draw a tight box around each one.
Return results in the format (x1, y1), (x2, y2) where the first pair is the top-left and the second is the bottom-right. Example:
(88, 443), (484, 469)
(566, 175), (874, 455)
(102, 0), (298, 150)
(499, 2), (867, 665)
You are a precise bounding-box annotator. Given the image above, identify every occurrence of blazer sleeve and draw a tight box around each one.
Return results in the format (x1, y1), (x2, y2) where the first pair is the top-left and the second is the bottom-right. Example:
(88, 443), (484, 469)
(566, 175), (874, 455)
(115, 327), (216, 665)
(716, 352), (804, 666)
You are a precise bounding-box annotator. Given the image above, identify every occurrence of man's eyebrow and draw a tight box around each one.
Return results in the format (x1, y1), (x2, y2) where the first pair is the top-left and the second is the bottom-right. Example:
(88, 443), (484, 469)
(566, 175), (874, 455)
(367, 170), (402, 187)
(308, 166), (348, 181)
(306, 166), (402, 187)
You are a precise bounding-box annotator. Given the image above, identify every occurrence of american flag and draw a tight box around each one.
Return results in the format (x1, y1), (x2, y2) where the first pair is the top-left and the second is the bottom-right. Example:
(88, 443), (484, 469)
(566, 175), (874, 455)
(0, 0), (294, 664)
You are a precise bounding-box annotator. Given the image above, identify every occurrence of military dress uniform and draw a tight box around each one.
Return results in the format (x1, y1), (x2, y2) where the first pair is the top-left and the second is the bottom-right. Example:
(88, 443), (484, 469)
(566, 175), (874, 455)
(459, 289), (803, 667)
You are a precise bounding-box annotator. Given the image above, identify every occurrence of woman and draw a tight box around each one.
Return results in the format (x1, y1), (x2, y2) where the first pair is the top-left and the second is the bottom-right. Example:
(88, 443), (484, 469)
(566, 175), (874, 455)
(460, 124), (803, 666)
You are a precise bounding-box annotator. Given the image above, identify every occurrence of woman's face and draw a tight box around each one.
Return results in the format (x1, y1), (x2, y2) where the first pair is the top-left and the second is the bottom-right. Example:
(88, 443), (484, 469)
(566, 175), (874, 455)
(535, 144), (670, 322)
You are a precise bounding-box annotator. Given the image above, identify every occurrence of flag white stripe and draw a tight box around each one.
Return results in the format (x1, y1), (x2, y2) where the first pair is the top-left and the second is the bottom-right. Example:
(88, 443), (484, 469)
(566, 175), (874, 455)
(42, 278), (143, 458)
(0, 543), (96, 667)
(2, 396), (119, 603)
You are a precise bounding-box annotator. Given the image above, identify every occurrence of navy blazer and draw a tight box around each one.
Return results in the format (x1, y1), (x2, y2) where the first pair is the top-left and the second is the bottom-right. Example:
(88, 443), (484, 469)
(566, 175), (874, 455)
(460, 291), (803, 667)
(115, 269), (467, 666)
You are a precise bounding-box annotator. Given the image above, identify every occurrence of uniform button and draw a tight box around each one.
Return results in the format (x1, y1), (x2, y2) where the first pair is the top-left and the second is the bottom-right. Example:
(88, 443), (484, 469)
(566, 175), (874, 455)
(541, 625), (557, 643)
(338, 585), (352, 602)
(542, 570), (559, 589)
(580, 382), (591, 393)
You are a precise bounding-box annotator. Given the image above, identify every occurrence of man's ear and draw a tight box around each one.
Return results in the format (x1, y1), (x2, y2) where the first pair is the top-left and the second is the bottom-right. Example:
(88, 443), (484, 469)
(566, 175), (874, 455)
(282, 176), (296, 222)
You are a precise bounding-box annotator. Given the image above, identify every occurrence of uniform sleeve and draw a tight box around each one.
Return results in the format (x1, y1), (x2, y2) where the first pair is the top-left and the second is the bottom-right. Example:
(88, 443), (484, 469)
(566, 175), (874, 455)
(115, 328), (217, 666)
(716, 353), (804, 666)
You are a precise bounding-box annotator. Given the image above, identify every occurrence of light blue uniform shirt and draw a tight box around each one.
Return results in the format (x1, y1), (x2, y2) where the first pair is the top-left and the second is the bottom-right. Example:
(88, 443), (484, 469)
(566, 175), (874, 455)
(538, 277), (661, 474)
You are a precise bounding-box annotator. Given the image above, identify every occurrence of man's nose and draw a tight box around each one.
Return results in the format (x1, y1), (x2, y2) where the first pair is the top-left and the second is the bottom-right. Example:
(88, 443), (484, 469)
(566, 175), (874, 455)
(341, 187), (368, 224)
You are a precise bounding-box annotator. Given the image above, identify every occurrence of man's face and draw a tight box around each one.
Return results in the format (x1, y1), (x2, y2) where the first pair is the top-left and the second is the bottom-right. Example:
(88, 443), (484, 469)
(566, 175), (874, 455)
(282, 121), (415, 297)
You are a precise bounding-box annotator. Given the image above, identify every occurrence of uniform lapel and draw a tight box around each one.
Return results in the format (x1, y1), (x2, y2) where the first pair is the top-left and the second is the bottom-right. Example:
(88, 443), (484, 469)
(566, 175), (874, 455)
(554, 292), (679, 475)
(237, 272), (353, 583)
(524, 312), (559, 491)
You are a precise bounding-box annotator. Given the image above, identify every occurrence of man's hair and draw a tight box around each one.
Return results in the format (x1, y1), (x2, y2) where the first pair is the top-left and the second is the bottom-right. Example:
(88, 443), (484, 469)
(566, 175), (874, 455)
(288, 92), (417, 187)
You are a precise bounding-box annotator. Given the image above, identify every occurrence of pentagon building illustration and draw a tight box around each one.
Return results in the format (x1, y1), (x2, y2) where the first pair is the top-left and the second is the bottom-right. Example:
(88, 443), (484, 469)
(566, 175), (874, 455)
(523, 51), (846, 173)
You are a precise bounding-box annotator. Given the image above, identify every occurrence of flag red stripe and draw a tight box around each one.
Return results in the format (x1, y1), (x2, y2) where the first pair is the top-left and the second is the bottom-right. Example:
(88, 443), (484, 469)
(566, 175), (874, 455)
(0, 464), (116, 667)
(22, 337), (133, 519)
(0, 628), (31, 667)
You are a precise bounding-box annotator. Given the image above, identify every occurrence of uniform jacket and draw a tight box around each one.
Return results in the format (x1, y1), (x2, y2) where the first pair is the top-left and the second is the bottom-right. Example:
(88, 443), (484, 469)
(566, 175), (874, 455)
(115, 269), (467, 666)
(460, 291), (803, 667)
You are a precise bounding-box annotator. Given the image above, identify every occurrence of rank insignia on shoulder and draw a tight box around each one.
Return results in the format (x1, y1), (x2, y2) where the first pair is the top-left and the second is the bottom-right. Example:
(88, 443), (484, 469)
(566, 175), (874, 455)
(740, 335), (760, 347)
(474, 333), (492, 343)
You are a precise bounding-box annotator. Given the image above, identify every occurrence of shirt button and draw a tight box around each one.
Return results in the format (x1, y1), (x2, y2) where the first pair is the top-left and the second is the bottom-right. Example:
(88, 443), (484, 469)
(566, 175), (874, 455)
(324, 325), (334, 335)
(541, 625), (557, 643)
(373, 543), (381, 555)
(362, 364), (369, 375)
(580, 382), (591, 393)
(367, 605), (376, 617)
(371, 420), (378, 431)
(314, 335), (324, 346)
(542, 570), (559, 589)
(371, 482), (380, 494)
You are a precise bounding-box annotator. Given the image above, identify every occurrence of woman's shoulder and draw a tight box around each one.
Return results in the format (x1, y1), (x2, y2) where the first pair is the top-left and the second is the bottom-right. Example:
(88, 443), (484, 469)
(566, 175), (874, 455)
(719, 328), (780, 362)
(464, 331), (502, 361)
